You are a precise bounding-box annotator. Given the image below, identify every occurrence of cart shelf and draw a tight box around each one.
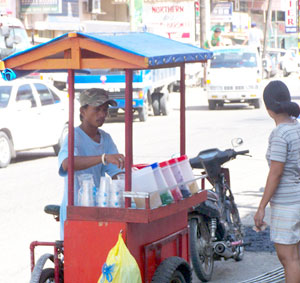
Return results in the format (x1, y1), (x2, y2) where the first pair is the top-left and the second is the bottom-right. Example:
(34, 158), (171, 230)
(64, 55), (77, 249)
(67, 190), (207, 223)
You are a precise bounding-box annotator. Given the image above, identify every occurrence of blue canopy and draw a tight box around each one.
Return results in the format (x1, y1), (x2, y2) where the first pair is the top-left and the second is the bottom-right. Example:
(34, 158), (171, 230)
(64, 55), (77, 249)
(0, 32), (213, 80)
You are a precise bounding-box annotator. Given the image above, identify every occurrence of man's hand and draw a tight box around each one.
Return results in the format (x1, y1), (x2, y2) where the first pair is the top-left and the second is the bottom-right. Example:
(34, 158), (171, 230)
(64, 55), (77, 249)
(105, 154), (125, 169)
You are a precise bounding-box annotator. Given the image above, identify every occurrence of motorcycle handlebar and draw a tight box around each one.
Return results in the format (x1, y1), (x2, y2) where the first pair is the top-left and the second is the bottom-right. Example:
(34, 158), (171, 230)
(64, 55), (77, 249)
(235, 150), (250, 156)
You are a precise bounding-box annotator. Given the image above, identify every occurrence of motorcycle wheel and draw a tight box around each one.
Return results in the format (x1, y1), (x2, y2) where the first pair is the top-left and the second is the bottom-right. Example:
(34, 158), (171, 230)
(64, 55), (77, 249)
(189, 218), (214, 282)
(227, 200), (244, 262)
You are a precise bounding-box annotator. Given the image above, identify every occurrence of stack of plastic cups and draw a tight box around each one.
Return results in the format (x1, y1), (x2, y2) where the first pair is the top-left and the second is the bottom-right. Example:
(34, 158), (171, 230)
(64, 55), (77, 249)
(110, 180), (124, 208)
(77, 174), (95, 206)
(78, 179), (94, 206)
(97, 176), (111, 207)
(168, 158), (191, 198)
(159, 161), (183, 201)
(176, 155), (199, 195)
(150, 162), (174, 205)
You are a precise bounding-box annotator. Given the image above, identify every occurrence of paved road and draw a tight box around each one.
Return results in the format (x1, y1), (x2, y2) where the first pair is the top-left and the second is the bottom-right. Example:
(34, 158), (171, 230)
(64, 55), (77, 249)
(2, 75), (299, 282)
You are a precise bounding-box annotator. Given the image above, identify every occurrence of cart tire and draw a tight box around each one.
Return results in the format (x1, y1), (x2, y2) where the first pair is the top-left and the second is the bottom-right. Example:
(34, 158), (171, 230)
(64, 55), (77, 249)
(152, 93), (160, 116)
(39, 268), (63, 283)
(159, 92), (170, 116)
(0, 131), (13, 168)
(39, 268), (54, 283)
(53, 124), (68, 156)
(189, 218), (214, 282)
(151, 256), (191, 283)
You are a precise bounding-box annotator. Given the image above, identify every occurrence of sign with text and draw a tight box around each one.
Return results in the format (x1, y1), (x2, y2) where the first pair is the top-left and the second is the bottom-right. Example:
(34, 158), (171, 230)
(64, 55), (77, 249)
(143, 1), (195, 44)
(211, 2), (233, 22)
(20, 0), (62, 14)
(285, 0), (297, 33)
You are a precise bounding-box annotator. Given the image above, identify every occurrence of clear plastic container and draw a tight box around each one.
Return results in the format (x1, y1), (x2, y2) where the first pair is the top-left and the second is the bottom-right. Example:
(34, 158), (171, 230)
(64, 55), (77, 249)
(168, 158), (191, 198)
(150, 162), (174, 205)
(176, 155), (199, 194)
(132, 166), (162, 209)
(159, 161), (183, 201)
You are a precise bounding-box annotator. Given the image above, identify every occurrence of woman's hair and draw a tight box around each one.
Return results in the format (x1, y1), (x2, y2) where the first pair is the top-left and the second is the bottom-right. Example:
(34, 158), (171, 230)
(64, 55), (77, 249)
(263, 80), (300, 118)
(79, 104), (89, 122)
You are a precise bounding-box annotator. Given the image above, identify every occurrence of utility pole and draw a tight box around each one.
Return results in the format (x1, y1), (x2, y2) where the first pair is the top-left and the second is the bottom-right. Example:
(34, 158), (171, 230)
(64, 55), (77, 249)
(200, 0), (210, 48)
(262, 0), (272, 59)
(129, 0), (135, 31)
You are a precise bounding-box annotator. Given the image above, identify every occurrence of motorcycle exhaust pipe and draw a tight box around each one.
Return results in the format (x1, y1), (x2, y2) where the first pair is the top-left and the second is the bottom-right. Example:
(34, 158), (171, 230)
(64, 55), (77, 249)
(214, 243), (234, 259)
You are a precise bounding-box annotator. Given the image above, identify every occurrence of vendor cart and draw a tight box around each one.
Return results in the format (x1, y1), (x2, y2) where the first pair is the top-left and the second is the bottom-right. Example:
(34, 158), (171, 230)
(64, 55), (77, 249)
(0, 32), (213, 283)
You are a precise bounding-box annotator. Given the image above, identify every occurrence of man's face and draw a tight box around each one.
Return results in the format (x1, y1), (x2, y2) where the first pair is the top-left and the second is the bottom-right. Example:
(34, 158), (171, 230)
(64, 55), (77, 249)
(81, 103), (109, 127)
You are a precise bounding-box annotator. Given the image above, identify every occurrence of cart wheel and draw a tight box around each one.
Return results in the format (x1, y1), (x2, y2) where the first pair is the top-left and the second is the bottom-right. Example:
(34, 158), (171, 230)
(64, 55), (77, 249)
(151, 256), (191, 283)
(39, 268), (63, 283)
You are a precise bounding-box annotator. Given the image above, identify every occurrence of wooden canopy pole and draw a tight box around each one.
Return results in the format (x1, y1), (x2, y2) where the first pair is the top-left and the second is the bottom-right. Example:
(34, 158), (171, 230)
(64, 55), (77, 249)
(125, 69), (133, 208)
(180, 64), (186, 156)
(67, 69), (75, 206)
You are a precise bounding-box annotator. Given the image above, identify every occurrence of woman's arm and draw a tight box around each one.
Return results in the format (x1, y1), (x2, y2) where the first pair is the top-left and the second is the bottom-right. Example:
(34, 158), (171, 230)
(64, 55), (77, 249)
(259, 160), (284, 209)
(254, 160), (284, 228)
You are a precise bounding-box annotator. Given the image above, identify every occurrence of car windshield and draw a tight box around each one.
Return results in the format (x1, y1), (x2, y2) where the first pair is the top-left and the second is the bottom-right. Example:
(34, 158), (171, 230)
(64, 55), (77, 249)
(211, 50), (257, 68)
(0, 85), (12, 108)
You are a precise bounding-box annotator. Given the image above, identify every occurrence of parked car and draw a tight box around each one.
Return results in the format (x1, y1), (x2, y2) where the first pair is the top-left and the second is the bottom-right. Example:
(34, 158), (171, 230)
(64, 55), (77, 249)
(267, 48), (299, 77)
(262, 53), (277, 79)
(206, 46), (262, 110)
(0, 79), (75, 168)
(280, 48), (299, 76)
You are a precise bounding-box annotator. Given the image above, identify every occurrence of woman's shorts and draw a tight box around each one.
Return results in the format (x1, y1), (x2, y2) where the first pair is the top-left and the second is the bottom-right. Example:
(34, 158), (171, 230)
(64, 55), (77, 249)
(270, 202), (300, 245)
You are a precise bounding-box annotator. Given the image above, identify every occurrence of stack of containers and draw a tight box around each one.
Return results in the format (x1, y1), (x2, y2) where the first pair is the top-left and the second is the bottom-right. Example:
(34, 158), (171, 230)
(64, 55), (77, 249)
(150, 162), (174, 205)
(159, 161), (183, 201)
(132, 166), (162, 209)
(77, 174), (96, 206)
(109, 180), (124, 208)
(176, 155), (199, 194)
(97, 176), (111, 207)
(168, 158), (191, 198)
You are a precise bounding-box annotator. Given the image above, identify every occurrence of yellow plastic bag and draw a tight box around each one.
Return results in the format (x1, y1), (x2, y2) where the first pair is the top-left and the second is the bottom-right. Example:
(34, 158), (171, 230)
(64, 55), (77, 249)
(98, 233), (142, 283)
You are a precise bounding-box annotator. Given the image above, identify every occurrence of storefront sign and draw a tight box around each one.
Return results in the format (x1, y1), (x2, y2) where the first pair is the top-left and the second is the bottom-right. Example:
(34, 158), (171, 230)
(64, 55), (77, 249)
(285, 0), (297, 33)
(142, 1), (195, 44)
(211, 2), (233, 23)
(20, 0), (62, 14)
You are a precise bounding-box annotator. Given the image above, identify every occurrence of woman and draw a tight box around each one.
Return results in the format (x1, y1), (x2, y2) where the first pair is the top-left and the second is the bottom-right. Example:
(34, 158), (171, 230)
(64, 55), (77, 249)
(254, 80), (300, 283)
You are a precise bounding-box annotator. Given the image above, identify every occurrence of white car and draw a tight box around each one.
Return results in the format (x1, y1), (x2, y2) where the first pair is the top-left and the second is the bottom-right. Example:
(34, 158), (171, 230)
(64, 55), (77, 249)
(206, 46), (262, 110)
(0, 79), (75, 168)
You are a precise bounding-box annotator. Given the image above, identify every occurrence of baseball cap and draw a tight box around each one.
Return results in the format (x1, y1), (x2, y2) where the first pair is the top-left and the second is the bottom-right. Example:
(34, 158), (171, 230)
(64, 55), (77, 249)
(79, 88), (117, 107)
(251, 22), (257, 27)
(214, 28), (221, 33)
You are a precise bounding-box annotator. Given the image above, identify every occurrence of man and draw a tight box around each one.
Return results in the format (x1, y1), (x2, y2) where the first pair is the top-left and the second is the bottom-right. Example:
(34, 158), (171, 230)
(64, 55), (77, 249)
(204, 28), (222, 49)
(58, 88), (125, 239)
(243, 22), (263, 54)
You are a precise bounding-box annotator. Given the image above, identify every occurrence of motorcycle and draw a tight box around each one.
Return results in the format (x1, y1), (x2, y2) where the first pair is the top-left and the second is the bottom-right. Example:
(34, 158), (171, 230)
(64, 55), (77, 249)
(188, 139), (250, 282)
